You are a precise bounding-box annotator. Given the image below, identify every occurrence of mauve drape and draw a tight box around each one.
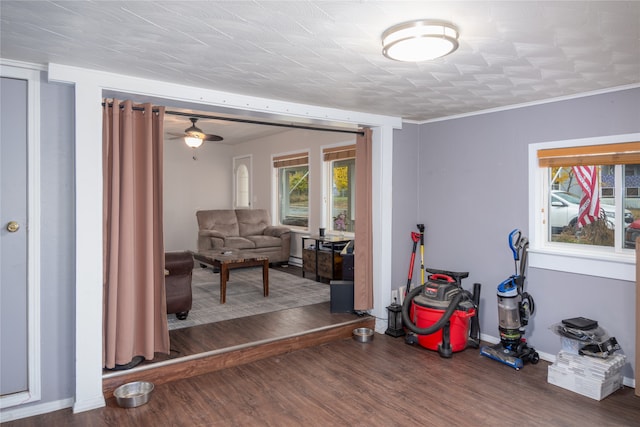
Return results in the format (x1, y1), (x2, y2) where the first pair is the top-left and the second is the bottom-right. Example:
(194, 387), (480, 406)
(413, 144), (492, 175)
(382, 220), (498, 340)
(103, 99), (169, 369)
(354, 128), (373, 310)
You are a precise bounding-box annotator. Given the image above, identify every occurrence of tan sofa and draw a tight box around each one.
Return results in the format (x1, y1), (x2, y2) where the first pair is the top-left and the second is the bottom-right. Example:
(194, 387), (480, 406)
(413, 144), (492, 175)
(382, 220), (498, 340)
(196, 209), (291, 264)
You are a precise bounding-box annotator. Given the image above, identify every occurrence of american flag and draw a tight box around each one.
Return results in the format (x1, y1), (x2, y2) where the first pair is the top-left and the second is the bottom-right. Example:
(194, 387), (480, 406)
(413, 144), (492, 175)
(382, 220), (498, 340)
(572, 166), (600, 227)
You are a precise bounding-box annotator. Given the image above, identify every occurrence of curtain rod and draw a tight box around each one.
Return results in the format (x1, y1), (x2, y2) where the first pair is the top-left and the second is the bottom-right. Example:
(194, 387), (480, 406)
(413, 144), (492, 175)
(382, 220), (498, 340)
(102, 102), (365, 136)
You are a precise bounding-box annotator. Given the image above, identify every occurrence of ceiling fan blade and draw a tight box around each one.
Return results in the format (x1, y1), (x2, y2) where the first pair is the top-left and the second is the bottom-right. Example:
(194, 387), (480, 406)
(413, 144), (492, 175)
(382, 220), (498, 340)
(167, 132), (185, 140)
(168, 118), (224, 143)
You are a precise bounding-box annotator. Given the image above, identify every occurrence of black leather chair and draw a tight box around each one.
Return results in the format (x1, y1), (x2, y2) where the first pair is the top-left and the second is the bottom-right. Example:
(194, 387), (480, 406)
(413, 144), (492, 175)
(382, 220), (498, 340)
(165, 251), (194, 320)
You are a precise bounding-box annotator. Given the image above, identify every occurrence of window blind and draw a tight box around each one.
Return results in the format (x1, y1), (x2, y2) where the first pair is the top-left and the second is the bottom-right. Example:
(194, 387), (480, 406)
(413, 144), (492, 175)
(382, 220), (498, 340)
(323, 144), (356, 161)
(273, 152), (308, 168)
(537, 141), (640, 167)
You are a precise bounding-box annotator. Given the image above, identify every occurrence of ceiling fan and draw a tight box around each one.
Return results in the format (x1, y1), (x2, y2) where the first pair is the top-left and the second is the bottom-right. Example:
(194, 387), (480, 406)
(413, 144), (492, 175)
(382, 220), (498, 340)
(168, 117), (223, 147)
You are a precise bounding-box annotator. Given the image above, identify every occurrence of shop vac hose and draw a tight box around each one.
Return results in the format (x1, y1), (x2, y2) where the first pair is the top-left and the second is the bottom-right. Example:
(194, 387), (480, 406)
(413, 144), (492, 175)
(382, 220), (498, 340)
(401, 284), (465, 336)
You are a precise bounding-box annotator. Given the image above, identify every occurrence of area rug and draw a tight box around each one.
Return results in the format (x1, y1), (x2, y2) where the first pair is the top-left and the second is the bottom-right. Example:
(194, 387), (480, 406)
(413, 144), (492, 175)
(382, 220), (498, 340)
(168, 266), (330, 330)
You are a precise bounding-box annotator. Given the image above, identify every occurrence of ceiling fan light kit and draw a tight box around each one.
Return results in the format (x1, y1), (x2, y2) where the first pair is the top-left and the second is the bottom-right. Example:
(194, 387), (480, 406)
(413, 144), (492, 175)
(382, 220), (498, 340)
(169, 117), (223, 148)
(184, 135), (204, 148)
(382, 20), (459, 62)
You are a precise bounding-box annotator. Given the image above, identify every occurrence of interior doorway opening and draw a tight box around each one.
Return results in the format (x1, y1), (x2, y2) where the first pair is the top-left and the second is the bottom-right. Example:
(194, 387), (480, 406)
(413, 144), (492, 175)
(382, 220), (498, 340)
(102, 99), (360, 375)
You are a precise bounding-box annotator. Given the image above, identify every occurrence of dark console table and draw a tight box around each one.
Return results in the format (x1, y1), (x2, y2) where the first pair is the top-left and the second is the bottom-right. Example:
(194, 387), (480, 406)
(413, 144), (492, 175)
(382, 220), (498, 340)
(301, 235), (351, 282)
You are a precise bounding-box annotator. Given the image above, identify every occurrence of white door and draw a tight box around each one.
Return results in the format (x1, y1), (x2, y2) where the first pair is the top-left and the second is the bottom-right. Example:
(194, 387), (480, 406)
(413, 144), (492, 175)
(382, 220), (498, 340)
(233, 155), (252, 209)
(0, 68), (40, 409)
(0, 76), (29, 397)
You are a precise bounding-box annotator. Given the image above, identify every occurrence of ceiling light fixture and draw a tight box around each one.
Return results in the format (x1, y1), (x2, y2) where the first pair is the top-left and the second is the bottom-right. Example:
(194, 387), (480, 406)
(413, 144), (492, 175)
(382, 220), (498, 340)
(184, 135), (204, 148)
(183, 118), (206, 148)
(382, 20), (459, 62)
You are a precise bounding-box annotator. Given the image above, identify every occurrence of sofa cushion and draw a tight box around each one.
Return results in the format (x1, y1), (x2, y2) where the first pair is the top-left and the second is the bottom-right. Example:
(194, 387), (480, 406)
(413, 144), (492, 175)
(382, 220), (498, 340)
(236, 209), (269, 237)
(264, 225), (290, 238)
(246, 235), (283, 249)
(196, 210), (239, 237)
(223, 236), (256, 250)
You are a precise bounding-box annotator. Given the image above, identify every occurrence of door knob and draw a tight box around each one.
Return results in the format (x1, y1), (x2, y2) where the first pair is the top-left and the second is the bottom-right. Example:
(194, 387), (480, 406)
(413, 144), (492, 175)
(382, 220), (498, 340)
(6, 221), (19, 232)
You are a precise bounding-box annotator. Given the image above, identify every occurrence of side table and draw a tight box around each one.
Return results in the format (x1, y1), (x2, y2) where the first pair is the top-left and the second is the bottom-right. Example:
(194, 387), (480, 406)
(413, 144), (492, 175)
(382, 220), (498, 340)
(301, 235), (351, 282)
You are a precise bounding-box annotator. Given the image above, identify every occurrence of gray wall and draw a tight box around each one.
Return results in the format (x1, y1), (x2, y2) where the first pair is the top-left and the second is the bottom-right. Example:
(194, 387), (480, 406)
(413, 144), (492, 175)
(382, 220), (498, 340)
(391, 122), (421, 295)
(392, 88), (639, 379)
(38, 78), (76, 403)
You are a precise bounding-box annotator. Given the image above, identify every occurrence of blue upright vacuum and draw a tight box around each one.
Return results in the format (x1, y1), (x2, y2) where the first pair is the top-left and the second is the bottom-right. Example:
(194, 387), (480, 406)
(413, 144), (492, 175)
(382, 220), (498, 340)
(480, 229), (539, 369)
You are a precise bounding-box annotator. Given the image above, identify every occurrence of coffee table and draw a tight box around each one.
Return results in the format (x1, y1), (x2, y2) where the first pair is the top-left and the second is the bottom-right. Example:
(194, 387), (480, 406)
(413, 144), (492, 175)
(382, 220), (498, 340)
(192, 251), (269, 304)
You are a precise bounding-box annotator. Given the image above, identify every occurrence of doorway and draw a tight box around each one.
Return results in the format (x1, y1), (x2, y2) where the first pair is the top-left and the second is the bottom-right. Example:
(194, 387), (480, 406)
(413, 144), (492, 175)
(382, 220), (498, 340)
(0, 70), (41, 408)
(69, 71), (396, 411)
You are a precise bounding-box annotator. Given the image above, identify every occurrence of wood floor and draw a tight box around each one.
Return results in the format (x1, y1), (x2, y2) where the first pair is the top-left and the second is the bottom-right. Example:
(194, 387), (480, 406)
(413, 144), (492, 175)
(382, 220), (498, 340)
(8, 333), (640, 426)
(7, 265), (640, 426)
(102, 301), (373, 397)
(100, 264), (371, 397)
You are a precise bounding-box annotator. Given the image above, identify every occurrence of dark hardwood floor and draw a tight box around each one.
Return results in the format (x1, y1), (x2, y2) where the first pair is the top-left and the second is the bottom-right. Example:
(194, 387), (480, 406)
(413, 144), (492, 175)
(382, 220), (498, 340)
(100, 263), (373, 397)
(8, 265), (639, 426)
(8, 334), (640, 426)
(105, 264), (320, 368)
(102, 301), (374, 397)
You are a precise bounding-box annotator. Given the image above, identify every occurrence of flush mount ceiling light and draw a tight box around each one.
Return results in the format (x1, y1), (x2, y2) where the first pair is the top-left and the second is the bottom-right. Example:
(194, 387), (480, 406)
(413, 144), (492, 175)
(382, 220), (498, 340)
(382, 20), (459, 62)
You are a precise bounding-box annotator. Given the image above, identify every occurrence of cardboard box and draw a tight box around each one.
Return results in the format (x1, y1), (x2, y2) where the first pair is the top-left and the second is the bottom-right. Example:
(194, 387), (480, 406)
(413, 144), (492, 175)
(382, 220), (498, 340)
(548, 365), (622, 400)
(547, 351), (626, 400)
(555, 351), (626, 380)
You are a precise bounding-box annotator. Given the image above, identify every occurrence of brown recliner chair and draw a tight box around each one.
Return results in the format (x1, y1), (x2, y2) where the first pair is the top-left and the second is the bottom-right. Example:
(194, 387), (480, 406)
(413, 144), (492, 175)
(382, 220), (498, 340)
(165, 251), (194, 320)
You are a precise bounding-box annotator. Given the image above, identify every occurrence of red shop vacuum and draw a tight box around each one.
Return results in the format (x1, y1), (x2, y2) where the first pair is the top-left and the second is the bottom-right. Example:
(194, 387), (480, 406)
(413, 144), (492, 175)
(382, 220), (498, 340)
(402, 268), (481, 357)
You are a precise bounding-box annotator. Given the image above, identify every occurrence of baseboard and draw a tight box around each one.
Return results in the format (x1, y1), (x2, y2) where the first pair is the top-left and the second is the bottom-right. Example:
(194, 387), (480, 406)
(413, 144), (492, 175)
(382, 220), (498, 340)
(288, 256), (302, 267)
(0, 397), (74, 423)
(72, 394), (106, 413)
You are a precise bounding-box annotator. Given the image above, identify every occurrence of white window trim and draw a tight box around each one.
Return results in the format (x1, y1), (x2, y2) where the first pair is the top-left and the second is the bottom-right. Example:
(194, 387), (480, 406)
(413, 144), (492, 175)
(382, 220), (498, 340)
(322, 143), (356, 238)
(528, 133), (639, 282)
(271, 150), (310, 232)
(233, 155), (252, 210)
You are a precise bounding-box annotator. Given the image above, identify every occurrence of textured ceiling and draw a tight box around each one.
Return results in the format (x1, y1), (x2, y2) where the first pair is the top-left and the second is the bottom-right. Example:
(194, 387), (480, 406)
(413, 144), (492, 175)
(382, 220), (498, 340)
(1, 1), (639, 126)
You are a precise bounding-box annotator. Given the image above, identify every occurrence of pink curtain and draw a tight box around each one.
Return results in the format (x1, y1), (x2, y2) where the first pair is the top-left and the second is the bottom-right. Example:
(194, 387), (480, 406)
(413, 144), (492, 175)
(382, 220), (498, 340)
(354, 128), (373, 310)
(103, 99), (169, 369)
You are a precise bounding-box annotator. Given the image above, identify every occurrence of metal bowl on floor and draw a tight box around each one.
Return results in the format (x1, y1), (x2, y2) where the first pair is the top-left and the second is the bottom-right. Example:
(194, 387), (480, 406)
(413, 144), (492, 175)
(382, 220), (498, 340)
(114, 381), (154, 408)
(352, 327), (374, 343)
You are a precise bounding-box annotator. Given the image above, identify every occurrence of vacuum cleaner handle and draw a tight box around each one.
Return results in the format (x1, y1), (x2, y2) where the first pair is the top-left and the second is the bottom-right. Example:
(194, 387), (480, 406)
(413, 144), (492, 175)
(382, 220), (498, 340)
(519, 238), (529, 279)
(509, 229), (521, 261)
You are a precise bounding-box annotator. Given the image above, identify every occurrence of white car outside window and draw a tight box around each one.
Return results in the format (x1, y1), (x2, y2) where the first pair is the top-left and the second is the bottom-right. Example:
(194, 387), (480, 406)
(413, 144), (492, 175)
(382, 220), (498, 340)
(549, 191), (632, 231)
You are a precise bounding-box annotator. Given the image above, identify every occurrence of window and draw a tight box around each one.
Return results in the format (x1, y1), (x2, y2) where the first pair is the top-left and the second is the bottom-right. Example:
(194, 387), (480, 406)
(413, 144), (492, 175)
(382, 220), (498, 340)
(274, 152), (309, 228)
(546, 165), (635, 247)
(236, 165), (249, 207)
(324, 145), (356, 233)
(233, 155), (252, 209)
(529, 134), (640, 281)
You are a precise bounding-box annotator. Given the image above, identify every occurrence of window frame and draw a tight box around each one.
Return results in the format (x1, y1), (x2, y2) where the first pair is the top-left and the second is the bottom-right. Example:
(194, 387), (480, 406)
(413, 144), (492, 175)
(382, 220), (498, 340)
(528, 133), (639, 282)
(233, 155), (252, 209)
(273, 151), (310, 231)
(323, 144), (356, 236)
